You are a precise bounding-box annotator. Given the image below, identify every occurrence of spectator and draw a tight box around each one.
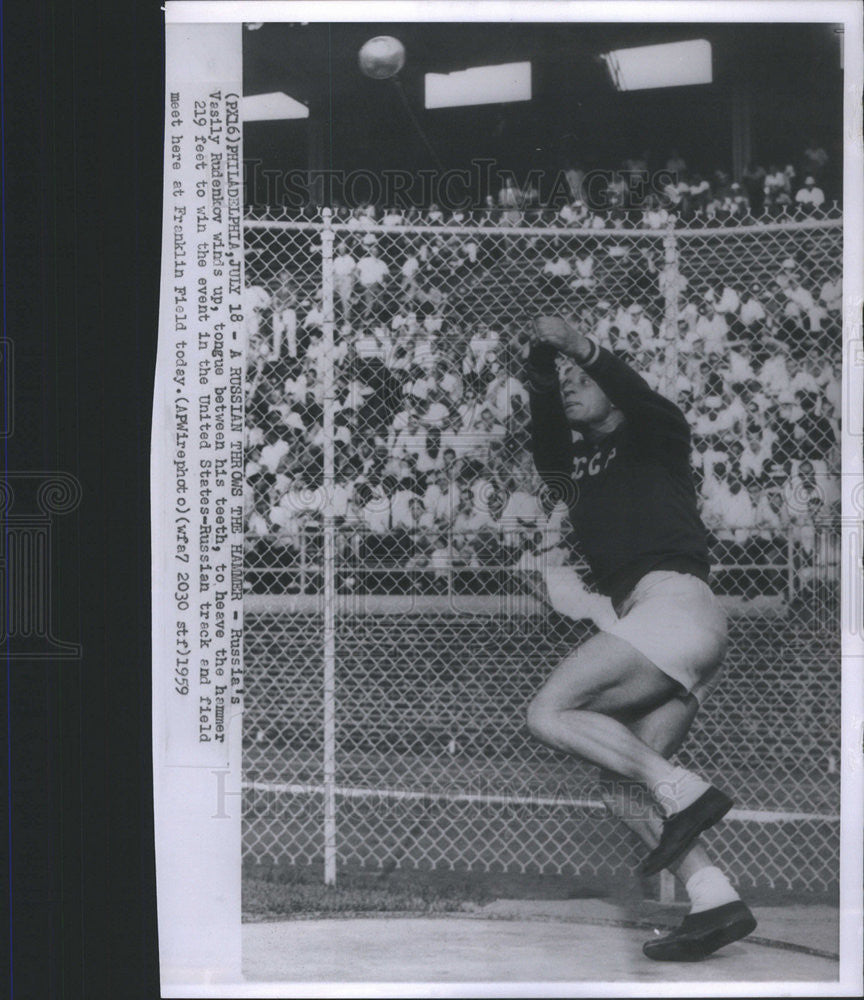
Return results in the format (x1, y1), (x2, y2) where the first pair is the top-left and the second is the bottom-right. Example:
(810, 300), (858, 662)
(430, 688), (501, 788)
(749, 481), (786, 539)
(590, 300), (616, 350)
(270, 269), (299, 358)
(244, 277), (271, 343)
(738, 425), (775, 482)
(711, 280), (741, 318)
(499, 480), (544, 548)
(764, 163), (788, 210)
(558, 198), (589, 227)
(400, 250), (421, 305)
(452, 484), (494, 538)
(514, 530), (568, 574)
(570, 246), (596, 293)
(440, 446), (461, 481)
(780, 355), (821, 401)
(541, 245), (572, 290)
(782, 274), (823, 336)
(390, 410), (426, 466)
(720, 478), (760, 547)
(259, 426), (291, 475)
(356, 245), (390, 320)
(424, 467), (459, 524)
(783, 163), (798, 198)
(701, 460), (736, 528)
(676, 293), (699, 333)
(671, 170), (693, 213)
(333, 240), (357, 320)
(693, 299), (729, 351)
(819, 266), (842, 317)
(802, 140), (829, 184)
(606, 169), (628, 212)
(642, 194), (671, 229)
(426, 202), (444, 225)
(795, 390), (839, 459)
(498, 177), (523, 225)
(759, 345), (794, 399)
(738, 283), (767, 336)
(246, 490), (272, 542)
(441, 408), (481, 461)
(784, 458), (827, 562)
(795, 176), (825, 211)
(563, 162), (586, 202)
(724, 182), (750, 218)
(693, 396), (736, 438)
(688, 172), (711, 213)
(417, 382), (450, 427)
(358, 478), (393, 535)
(617, 301), (656, 346)
(485, 365), (529, 421)
(245, 172), (842, 604)
(393, 494), (434, 533)
(769, 400), (804, 468)
(414, 426), (443, 474)
(427, 532), (455, 582)
(464, 402), (505, 444)
(382, 206), (403, 227)
(741, 162), (766, 216)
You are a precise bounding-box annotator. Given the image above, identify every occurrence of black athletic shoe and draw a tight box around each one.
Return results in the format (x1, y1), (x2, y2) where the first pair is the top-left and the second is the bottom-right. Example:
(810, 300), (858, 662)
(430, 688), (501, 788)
(639, 786), (734, 876)
(642, 900), (757, 961)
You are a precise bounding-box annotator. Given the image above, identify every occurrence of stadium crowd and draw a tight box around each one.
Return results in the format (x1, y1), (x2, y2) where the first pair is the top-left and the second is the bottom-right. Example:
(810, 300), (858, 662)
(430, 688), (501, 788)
(243, 176), (842, 600)
(246, 144), (839, 229)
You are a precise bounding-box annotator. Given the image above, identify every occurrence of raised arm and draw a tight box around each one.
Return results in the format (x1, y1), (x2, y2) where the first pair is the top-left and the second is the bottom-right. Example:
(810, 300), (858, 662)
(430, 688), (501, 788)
(525, 342), (576, 499)
(533, 315), (691, 463)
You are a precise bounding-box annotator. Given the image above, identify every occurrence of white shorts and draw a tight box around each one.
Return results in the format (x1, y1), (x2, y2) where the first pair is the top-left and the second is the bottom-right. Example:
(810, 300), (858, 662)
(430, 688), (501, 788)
(604, 571), (729, 703)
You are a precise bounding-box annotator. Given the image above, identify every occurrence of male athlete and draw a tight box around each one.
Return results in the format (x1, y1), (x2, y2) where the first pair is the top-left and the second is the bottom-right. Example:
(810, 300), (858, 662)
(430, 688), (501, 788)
(525, 314), (757, 961)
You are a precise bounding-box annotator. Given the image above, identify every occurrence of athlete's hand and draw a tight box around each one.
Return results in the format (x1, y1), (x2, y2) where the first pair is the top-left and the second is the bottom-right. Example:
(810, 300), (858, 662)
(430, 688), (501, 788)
(532, 315), (590, 360)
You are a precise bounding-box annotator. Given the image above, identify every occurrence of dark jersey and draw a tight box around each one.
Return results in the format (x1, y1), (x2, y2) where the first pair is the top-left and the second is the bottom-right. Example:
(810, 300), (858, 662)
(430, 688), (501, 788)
(527, 341), (710, 607)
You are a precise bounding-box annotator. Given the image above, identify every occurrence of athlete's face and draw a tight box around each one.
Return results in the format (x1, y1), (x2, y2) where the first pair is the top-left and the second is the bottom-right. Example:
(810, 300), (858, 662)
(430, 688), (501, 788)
(560, 365), (614, 427)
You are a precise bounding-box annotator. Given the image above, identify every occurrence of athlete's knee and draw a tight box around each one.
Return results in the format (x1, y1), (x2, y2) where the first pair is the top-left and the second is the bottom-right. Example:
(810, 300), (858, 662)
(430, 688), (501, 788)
(525, 693), (575, 745)
(525, 694), (554, 743)
(527, 683), (597, 744)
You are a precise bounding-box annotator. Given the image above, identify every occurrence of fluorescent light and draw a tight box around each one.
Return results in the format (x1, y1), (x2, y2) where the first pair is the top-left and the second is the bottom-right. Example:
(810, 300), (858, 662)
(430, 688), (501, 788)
(241, 92), (309, 122)
(602, 39), (712, 92)
(425, 61), (531, 109)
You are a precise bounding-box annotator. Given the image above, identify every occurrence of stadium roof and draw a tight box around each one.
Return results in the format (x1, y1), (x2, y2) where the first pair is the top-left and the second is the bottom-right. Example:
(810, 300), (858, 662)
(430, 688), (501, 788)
(243, 22), (842, 191)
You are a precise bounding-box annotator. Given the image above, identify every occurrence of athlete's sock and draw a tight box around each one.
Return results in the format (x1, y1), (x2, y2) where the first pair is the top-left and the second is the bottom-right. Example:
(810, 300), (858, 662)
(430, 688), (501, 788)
(650, 766), (711, 817)
(684, 866), (741, 914)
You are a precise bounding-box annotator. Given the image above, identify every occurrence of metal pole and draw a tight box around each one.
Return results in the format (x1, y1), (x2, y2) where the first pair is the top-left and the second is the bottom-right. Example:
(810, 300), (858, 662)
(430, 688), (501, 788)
(786, 533), (796, 607)
(299, 524), (307, 594)
(320, 208), (338, 885)
(661, 224), (680, 403)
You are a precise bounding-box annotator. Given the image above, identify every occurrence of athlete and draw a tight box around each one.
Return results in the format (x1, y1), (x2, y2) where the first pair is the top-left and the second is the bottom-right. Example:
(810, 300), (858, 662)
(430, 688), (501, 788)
(525, 314), (757, 961)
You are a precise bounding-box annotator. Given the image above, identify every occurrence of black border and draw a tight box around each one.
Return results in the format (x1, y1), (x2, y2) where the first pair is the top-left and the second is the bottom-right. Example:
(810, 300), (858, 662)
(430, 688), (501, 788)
(3, 1), (162, 996)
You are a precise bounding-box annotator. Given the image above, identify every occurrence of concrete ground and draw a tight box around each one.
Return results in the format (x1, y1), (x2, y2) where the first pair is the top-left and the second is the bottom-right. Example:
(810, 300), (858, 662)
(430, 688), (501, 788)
(242, 899), (839, 987)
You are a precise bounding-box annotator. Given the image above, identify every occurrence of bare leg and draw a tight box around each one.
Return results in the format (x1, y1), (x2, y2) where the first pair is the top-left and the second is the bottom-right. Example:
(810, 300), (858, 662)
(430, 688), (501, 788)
(526, 631), (688, 790)
(597, 693), (715, 887)
(535, 639), (756, 956)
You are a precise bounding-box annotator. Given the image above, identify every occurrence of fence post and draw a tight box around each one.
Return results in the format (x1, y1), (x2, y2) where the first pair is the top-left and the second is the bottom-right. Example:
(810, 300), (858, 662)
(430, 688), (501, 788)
(786, 533), (797, 607)
(661, 223), (680, 403)
(320, 208), (338, 885)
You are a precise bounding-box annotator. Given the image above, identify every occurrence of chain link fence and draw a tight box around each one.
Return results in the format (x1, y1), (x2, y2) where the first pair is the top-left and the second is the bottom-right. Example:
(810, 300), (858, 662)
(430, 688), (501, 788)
(241, 210), (842, 897)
